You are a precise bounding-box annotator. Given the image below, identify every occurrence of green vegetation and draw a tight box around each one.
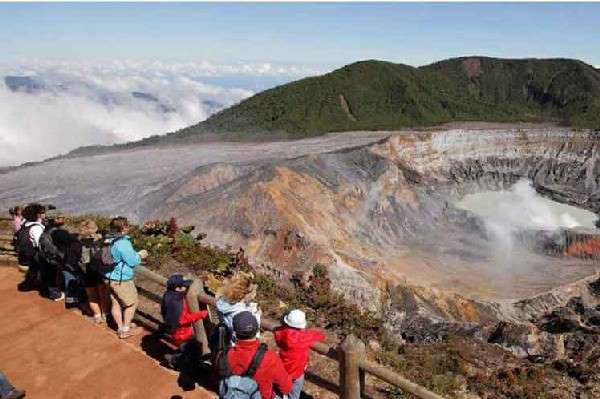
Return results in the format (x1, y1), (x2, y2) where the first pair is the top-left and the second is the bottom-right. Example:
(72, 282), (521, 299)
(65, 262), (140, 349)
(377, 338), (565, 398)
(164, 57), (600, 142)
(59, 57), (600, 159)
(64, 214), (112, 233)
(256, 264), (383, 342)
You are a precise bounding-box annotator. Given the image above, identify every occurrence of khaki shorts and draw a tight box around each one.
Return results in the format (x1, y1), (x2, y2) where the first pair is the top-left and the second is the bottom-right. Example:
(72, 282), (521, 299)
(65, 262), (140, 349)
(106, 279), (138, 308)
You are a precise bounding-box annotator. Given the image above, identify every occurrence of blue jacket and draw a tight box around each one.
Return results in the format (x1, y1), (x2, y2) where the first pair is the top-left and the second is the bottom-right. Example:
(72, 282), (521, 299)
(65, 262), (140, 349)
(104, 235), (141, 282)
(216, 297), (261, 343)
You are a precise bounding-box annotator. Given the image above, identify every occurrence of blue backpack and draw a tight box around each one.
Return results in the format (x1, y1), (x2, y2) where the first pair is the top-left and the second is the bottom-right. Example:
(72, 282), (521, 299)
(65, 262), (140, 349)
(219, 343), (268, 399)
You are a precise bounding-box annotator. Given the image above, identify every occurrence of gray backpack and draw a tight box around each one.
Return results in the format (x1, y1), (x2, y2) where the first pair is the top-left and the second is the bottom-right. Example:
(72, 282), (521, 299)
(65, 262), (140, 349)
(219, 343), (268, 399)
(39, 227), (63, 266)
(91, 236), (124, 276)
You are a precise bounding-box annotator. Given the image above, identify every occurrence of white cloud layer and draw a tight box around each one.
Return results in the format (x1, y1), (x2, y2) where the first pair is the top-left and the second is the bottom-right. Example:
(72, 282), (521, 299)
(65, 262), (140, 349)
(0, 60), (324, 166)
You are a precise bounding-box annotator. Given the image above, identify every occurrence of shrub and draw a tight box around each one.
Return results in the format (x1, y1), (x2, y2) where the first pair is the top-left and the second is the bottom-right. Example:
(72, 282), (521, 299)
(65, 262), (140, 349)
(256, 264), (383, 342)
(64, 214), (111, 233)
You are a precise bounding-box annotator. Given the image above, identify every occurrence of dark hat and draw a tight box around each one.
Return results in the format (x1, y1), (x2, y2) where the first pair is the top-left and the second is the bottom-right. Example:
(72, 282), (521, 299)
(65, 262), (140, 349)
(233, 311), (259, 340)
(167, 274), (193, 290)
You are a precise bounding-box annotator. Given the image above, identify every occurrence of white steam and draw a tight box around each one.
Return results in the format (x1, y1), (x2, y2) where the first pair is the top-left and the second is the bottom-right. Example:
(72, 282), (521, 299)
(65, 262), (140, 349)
(456, 179), (598, 259)
(0, 60), (323, 166)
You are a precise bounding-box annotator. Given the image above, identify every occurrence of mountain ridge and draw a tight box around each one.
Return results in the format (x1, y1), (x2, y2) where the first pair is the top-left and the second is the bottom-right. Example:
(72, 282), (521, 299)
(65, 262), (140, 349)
(175, 56), (600, 138)
(20, 56), (600, 162)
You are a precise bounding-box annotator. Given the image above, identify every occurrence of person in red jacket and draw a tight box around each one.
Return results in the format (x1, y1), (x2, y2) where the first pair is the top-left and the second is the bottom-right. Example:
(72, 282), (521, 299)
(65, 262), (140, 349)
(161, 274), (209, 369)
(274, 309), (325, 399)
(219, 311), (292, 399)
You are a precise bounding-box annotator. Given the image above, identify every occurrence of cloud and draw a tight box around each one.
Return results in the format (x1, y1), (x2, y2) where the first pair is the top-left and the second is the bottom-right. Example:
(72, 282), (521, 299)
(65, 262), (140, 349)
(0, 59), (325, 166)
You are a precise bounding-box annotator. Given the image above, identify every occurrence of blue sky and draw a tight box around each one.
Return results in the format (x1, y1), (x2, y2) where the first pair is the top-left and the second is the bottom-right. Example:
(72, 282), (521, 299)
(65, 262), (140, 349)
(1, 2), (599, 68)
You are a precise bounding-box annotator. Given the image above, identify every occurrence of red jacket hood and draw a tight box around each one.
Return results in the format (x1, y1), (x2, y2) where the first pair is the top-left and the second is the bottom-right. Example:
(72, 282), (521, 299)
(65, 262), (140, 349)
(274, 327), (325, 379)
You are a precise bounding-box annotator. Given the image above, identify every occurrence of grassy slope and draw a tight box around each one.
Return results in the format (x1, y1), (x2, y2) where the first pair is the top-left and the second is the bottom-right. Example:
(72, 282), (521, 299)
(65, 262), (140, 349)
(171, 57), (600, 141)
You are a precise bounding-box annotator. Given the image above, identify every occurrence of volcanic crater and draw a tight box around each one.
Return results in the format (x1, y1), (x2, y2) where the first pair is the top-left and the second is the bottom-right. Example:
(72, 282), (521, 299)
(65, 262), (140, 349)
(1, 124), (599, 341)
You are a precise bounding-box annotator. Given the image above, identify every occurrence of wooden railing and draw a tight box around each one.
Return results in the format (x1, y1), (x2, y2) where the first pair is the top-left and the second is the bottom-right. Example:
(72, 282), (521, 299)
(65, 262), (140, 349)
(135, 265), (446, 399)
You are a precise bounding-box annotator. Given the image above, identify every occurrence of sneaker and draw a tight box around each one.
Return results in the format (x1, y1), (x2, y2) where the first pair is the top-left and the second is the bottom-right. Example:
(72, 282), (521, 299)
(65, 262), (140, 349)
(65, 296), (78, 304)
(53, 292), (65, 302)
(118, 325), (141, 339)
(118, 329), (135, 339)
(87, 315), (105, 324)
(6, 389), (26, 399)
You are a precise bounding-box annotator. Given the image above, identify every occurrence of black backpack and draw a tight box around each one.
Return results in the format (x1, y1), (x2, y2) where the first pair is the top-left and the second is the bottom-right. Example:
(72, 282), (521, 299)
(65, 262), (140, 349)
(15, 223), (42, 263)
(90, 236), (123, 275)
(211, 322), (233, 354)
(39, 227), (64, 266)
(63, 237), (85, 273)
(11, 220), (25, 251)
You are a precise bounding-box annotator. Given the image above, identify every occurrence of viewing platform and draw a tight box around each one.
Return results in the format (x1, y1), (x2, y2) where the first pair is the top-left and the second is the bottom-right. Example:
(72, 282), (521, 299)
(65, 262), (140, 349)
(0, 265), (215, 399)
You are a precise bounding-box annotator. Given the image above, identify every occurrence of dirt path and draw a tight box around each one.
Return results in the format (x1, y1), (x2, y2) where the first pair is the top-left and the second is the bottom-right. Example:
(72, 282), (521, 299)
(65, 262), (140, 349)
(0, 265), (216, 399)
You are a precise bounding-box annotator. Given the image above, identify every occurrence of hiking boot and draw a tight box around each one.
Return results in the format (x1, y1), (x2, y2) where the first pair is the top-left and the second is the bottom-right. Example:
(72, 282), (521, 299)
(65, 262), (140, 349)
(6, 389), (26, 399)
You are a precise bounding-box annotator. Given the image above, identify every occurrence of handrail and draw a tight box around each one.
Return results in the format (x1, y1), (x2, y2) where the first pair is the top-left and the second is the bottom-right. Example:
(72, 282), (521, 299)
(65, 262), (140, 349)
(135, 265), (446, 399)
(136, 265), (338, 359)
(359, 360), (445, 399)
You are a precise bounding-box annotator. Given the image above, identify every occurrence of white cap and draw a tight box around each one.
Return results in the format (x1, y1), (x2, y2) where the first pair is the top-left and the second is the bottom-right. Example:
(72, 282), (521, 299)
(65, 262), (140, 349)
(283, 309), (306, 329)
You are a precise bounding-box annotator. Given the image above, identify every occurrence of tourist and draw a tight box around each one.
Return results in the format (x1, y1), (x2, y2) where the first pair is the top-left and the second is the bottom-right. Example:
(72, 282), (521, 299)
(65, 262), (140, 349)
(274, 309), (325, 399)
(10, 206), (23, 233)
(161, 274), (209, 369)
(0, 371), (25, 399)
(16, 204), (46, 292)
(39, 214), (70, 301)
(104, 217), (148, 339)
(68, 219), (110, 323)
(215, 272), (262, 345)
(218, 311), (292, 399)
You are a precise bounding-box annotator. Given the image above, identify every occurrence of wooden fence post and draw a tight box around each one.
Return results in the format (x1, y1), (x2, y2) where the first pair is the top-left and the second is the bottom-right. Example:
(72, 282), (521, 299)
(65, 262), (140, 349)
(186, 278), (212, 357)
(339, 334), (366, 399)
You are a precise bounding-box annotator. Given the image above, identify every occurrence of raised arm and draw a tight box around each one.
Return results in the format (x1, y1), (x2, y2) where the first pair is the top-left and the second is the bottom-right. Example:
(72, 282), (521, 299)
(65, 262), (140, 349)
(179, 310), (209, 327)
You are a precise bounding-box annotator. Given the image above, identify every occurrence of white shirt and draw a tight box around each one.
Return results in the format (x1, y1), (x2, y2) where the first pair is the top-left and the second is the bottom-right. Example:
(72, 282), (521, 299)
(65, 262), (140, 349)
(25, 221), (45, 247)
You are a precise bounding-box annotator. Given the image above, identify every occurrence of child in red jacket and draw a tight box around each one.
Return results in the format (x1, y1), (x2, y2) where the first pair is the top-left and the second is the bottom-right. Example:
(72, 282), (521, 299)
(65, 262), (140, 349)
(161, 274), (209, 369)
(274, 309), (325, 399)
